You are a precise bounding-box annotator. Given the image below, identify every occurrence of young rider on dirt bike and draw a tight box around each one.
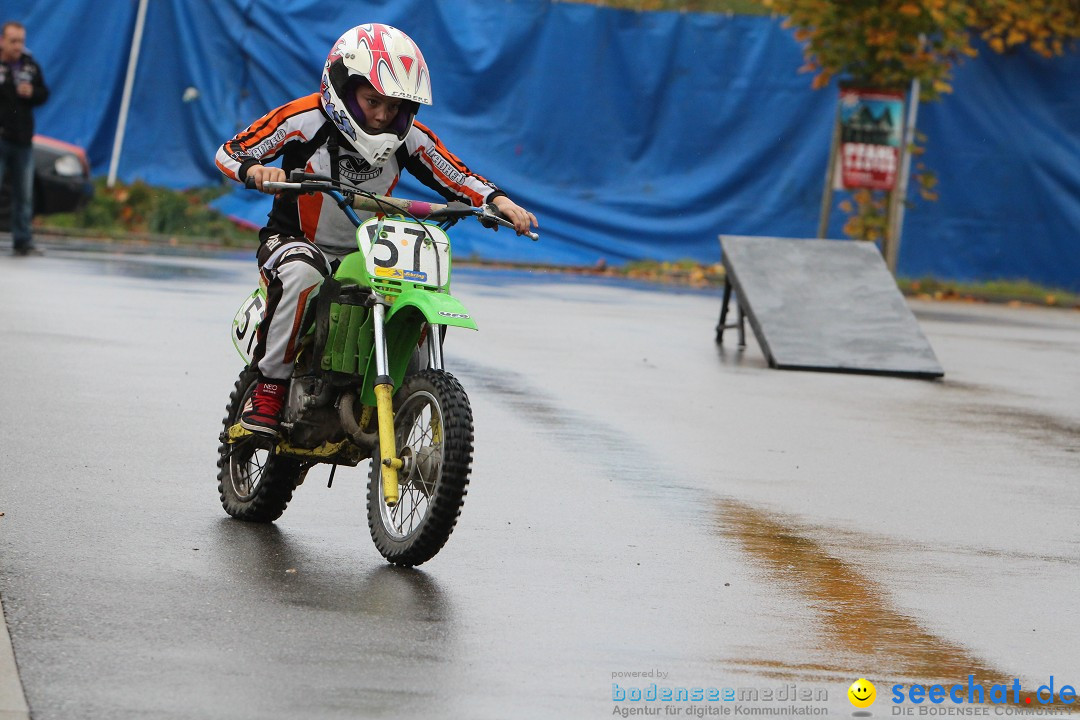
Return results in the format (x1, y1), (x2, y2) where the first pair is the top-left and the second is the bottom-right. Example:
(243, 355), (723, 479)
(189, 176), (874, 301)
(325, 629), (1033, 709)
(215, 23), (537, 438)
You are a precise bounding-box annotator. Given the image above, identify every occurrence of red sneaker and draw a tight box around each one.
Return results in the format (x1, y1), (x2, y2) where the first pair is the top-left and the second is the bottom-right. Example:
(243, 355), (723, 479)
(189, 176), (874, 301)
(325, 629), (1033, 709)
(240, 378), (288, 437)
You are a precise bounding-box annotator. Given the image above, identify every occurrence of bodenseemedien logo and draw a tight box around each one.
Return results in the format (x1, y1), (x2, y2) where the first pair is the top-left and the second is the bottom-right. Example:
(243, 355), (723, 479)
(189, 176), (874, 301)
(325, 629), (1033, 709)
(609, 675), (831, 716)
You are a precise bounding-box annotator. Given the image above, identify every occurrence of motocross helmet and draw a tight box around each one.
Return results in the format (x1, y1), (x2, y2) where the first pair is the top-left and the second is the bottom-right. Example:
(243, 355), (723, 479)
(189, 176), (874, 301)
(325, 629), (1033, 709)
(321, 24), (432, 167)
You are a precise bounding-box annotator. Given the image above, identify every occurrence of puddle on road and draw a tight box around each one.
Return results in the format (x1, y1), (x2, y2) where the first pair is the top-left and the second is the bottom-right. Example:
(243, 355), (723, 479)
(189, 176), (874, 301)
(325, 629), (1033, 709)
(715, 499), (1070, 709)
(59, 252), (244, 283)
(450, 358), (666, 495)
(454, 265), (721, 299)
(913, 305), (1080, 332)
(901, 384), (1080, 461)
(950, 404), (1080, 454)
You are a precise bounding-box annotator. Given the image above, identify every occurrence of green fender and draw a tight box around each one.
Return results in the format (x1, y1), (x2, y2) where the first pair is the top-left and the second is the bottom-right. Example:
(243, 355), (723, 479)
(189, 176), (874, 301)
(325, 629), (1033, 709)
(386, 287), (478, 331)
(358, 288), (477, 406)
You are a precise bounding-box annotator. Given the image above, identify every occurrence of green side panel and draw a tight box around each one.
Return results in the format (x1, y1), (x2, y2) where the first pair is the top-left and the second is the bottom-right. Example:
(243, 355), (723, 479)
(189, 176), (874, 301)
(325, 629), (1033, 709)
(321, 303), (342, 371)
(335, 252), (368, 287)
(322, 301), (373, 375)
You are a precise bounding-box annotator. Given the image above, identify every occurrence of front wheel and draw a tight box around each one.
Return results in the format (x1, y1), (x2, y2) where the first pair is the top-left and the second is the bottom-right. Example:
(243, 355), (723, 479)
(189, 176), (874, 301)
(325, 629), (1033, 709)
(367, 369), (474, 566)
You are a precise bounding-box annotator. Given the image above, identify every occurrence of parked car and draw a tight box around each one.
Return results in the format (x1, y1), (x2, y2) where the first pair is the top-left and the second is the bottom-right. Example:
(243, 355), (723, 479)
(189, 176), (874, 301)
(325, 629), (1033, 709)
(0, 135), (94, 230)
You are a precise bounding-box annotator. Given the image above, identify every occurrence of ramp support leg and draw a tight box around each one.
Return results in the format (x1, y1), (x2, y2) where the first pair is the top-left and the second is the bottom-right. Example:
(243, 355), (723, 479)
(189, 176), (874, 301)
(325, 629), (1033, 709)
(716, 277), (746, 348)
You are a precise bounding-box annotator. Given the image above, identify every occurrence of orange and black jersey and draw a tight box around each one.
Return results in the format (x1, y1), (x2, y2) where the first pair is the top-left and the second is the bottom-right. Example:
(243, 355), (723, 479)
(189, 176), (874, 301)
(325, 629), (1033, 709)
(216, 93), (504, 252)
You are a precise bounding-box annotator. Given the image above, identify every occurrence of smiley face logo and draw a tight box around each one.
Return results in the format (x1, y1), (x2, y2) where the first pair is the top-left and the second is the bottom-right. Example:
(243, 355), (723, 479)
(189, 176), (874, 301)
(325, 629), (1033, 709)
(848, 678), (876, 708)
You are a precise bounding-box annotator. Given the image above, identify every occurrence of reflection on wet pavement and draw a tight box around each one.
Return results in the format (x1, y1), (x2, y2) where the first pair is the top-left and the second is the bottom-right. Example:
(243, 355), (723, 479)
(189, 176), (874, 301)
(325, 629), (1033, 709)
(912, 309), (1051, 329)
(456, 350), (1076, 710)
(450, 357), (666, 494)
(944, 404), (1080, 454)
(56, 252), (247, 283)
(715, 499), (1073, 710)
(209, 519), (450, 621)
(453, 265), (720, 299)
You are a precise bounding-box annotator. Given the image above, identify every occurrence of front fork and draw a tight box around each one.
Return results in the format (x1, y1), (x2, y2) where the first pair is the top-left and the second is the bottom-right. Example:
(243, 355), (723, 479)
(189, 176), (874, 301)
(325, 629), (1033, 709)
(371, 302), (403, 506)
(371, 300), (445, 507)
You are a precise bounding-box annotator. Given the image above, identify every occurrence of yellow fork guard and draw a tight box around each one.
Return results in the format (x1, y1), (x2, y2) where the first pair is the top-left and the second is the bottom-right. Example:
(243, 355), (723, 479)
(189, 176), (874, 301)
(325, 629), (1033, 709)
(374, 383), (403, 506)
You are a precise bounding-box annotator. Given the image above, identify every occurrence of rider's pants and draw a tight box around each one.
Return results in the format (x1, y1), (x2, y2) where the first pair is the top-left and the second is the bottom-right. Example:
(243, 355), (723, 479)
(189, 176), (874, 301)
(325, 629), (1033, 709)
(252, 234), (332, 380)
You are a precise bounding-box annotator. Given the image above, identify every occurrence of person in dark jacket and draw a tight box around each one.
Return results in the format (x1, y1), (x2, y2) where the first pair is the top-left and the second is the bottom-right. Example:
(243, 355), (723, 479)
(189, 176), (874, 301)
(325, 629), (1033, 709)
(1, 21), (49, 256)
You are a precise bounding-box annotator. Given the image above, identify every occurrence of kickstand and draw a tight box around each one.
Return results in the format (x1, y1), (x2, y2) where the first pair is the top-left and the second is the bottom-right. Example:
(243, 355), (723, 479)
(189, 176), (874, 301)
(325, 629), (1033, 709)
(327, 463), (338, 488)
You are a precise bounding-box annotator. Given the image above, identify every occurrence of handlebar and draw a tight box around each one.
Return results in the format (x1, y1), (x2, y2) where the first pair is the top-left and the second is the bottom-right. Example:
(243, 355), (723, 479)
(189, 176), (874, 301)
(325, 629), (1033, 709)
(244, 175), (539, 241)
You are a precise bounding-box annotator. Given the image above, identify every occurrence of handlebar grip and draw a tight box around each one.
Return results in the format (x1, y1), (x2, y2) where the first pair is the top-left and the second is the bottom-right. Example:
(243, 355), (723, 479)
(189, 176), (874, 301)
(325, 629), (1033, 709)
(245, 177), (300, 192)
(483, 205), (539, 241)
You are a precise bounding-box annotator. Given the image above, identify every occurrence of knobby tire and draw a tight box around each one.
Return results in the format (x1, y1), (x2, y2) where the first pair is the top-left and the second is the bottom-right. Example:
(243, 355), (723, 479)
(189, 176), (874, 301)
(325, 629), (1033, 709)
(367, 369), (474, 566)
(216, 368), (307, 522)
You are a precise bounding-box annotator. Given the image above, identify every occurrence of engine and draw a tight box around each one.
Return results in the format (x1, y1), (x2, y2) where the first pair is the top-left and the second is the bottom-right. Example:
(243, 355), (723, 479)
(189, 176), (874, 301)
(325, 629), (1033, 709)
(282, 375), (344, 449)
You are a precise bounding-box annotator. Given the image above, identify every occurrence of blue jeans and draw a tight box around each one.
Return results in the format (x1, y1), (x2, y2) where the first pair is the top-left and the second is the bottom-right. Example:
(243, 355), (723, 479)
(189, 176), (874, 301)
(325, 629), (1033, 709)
(0, 139), (35, 250)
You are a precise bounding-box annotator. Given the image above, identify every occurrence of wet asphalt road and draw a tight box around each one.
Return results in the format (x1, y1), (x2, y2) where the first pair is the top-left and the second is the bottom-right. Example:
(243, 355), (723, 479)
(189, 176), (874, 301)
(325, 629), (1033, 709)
(1, 249), (1078, 720)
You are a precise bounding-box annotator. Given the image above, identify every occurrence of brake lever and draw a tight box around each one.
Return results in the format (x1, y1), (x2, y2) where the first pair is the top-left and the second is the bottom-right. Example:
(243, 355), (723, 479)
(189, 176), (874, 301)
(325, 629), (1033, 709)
(289, 170), (335, 183)
(478, 203), (501, 230)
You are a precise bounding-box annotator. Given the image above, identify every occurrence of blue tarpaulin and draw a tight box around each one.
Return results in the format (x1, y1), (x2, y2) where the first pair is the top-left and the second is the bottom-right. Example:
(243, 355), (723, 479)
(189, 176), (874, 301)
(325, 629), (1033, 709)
(9, 0), (1080, 288)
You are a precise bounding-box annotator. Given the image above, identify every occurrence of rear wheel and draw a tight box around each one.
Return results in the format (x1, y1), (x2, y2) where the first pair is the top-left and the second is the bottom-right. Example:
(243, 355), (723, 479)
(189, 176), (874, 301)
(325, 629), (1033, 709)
(367, 369), (473, 566)
(216, 368), (308, 522)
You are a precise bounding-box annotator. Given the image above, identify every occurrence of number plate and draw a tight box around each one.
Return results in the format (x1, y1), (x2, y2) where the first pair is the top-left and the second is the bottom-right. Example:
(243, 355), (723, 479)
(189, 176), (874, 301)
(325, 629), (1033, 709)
(360, 218), (450, 288)
(231, 289), (266, 364)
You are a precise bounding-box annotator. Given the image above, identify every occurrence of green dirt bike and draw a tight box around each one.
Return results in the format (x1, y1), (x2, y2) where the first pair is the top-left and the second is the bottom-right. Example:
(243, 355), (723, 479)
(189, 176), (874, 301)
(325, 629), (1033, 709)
(217, 172), (537, 566)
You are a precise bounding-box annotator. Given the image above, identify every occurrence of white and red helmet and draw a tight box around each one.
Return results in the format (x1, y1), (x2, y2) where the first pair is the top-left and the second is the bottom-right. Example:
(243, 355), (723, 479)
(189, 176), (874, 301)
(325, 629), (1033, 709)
(320, 24), (432, 167)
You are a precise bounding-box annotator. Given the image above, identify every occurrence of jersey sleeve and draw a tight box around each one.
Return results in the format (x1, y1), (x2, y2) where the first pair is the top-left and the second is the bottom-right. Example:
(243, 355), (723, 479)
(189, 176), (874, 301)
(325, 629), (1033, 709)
(402, 121), (504, 206)
(215, 93), (323, 183)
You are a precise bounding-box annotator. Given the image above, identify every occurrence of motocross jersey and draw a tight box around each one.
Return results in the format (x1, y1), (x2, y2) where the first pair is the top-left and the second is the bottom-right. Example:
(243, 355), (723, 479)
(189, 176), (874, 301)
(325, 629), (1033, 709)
(215, 93), (504, 253)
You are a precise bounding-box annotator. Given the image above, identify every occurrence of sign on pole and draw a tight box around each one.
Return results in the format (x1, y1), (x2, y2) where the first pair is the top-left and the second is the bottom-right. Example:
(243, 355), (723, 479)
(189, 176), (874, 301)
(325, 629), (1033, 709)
(835, 88), (904, 191)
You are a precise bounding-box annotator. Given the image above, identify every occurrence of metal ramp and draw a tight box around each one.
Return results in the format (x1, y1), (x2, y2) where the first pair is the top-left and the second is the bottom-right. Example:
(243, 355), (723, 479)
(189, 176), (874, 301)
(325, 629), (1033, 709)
(716, 235), (944, 379)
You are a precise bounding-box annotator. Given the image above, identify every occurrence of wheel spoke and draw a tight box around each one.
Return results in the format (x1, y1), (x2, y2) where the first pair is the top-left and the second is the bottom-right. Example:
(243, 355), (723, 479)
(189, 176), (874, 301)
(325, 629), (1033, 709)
(405, 487), (423, 526)
(230, 438), (270, 501)
(370, 372), (470, 563)
(219, 373), (305, 523)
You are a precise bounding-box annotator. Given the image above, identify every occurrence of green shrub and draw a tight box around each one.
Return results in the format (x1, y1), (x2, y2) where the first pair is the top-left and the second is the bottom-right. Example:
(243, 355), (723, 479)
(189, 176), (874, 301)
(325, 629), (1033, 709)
(43, 178), (259, 247)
